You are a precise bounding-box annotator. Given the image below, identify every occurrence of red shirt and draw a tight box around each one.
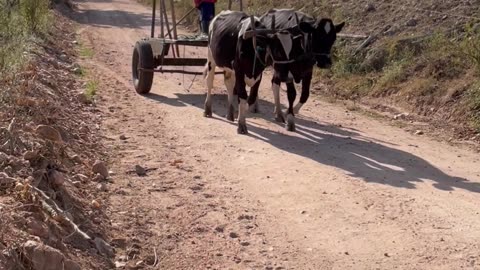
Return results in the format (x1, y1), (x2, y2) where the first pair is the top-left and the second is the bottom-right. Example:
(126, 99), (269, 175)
(194, 0), (216, 8)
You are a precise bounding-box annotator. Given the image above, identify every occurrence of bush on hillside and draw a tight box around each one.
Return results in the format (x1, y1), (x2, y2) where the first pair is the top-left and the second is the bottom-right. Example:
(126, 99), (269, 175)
(0, 0), (51, 73)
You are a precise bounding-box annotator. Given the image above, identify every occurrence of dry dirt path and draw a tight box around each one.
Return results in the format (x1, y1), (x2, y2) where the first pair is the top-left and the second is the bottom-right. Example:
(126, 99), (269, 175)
(69, 0), (480, 269)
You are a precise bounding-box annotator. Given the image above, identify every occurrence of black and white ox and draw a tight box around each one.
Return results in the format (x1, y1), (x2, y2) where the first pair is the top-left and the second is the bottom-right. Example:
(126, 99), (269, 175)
(204, 10), (300, 134)
(255, 9), (345, 131)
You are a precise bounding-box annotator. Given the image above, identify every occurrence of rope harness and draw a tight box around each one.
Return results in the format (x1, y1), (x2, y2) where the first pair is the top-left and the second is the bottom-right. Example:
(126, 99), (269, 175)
(263, 33), (331, 69)
(249, 24), (332, 77)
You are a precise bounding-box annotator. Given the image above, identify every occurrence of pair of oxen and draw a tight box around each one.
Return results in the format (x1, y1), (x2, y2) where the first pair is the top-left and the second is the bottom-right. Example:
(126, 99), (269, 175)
(203, 9), (344, 134)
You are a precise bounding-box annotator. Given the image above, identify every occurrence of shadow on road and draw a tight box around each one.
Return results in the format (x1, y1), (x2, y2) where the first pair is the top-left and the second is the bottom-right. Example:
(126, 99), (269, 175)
(145, 91), (480, 194)
(65, 6), (152, 29)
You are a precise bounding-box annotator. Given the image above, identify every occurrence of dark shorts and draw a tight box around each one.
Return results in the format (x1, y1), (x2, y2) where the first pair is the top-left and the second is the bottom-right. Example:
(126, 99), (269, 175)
(199, 2), (215, 22)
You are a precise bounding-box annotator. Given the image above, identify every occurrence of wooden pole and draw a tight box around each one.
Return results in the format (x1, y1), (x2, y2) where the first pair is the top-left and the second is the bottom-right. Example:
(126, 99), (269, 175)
(159, 0), (164, 38)
(239, 0), (243, 11)
(160, 0), (176, 57)
(169, 0), (180, 56)
(172, 7), (196, 29)
(337, 33), (369, 39)
(151, 0), (156, 38)
(228, 0), (232, 10)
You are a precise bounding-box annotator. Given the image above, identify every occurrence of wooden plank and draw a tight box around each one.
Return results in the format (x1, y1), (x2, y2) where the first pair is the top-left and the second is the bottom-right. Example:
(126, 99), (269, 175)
(160, 0), (176, 57)
(337, 33), (369, 39)
(151, 0), (156, 38)
(169, 0), (180, 56)
(155, 69), (223, 75)
(159, 0), (164, 38)
(170, 7), (196, 31)
(157, 58), (208, 66)
(354, 35), (376, 55)
(161, 39), (209, 47)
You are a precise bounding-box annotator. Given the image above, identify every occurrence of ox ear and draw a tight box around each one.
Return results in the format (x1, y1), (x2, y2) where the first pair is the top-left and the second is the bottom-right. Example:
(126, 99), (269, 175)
(335, 22), (345, 33)
(299, 22), (315, 33)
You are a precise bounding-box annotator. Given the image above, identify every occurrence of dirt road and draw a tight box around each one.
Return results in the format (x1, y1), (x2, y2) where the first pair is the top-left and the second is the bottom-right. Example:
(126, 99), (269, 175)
(70, 0), (480, 269)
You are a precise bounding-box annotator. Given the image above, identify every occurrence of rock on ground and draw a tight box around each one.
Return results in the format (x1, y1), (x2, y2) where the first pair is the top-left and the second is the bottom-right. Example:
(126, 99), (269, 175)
(94, 237), (114, 257)
(22, 240), (81, 270)
(35, 125), (63, 142)
(92, 160), (109, 179)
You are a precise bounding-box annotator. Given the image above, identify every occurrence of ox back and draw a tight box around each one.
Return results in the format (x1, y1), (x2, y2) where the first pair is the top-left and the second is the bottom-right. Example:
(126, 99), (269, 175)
(262, 9), (315, 31)
(208, 11), (248, 69)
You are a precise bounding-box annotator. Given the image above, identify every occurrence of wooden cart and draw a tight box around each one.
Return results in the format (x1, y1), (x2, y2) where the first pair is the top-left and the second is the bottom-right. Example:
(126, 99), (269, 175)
(132, 0), (243, 94)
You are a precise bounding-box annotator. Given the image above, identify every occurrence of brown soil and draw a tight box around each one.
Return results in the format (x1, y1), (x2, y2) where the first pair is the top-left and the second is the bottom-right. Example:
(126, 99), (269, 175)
(0, 6), (112, 270)
(57, 0), (480, 269)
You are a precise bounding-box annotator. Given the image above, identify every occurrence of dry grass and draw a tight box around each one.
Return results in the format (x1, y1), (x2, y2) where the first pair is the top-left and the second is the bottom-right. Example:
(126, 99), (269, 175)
(0, 7), (111, 269)
(85, 79), (99, 101)
(0, 0), (51, 73)
(468, 82), (480, 131)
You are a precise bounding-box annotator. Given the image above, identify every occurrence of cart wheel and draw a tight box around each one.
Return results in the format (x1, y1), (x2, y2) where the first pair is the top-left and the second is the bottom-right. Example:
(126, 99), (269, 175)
(132, 41), (154, 94)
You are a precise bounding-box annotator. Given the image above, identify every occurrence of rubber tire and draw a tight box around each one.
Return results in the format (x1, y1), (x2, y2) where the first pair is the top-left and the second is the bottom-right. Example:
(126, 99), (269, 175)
(132, 41), (154, 94)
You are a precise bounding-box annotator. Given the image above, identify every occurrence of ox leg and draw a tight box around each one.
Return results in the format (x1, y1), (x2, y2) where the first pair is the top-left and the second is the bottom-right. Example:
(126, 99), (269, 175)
(248, 99), (259, 113)
(294, 72), (312, 114)
(238, 98), (248, 134)
(224, 70), (236, 122)
(236, 75), (249, 135)
(272, 77), (285, 123)
(286, 82), (297, 132)
(204, 51), (216, 118)
(248, 74), (262, 113)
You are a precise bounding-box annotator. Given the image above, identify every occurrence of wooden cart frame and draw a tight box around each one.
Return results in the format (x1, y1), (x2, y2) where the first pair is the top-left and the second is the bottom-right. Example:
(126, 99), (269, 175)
(132, 0), (243, 94)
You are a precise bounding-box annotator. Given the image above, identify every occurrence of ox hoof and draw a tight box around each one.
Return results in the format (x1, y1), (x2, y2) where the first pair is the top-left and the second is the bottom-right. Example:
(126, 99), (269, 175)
(275, 113), (285, 123)
(237, 123), (248, 135)
(204, 110), (212, 118)
(226, 105), (235, 122)
(204, 105), (212, 118)
(286, 122), (296, 132)
(286, 114), (296, 132)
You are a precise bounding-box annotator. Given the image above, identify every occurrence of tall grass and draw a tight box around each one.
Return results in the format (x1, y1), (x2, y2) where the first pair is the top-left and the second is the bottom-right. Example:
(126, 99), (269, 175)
(0, 0), (52, 73)
(468, 82), (480, 131)
(462, 26), (480, 75)
(1, 0), (52, 115)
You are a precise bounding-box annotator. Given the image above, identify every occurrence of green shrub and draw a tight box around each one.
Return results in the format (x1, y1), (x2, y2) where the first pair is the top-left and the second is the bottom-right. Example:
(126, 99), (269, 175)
(468, 82), (480, 130)
(331, 43), (364, 77)
(0, 0), (51, 73)
(84, 79), (98, 101)
(21, 0), (51, 33)
(462, 27), (480, 75)
(377, 61), (408, 88)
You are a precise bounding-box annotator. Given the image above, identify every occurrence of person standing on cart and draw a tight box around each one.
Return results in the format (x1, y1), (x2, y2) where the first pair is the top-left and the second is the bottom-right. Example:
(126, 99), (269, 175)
(194, 0), (216, 35)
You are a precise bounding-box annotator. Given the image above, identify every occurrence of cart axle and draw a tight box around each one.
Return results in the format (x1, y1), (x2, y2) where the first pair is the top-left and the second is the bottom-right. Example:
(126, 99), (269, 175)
(140, 68), (223, 76)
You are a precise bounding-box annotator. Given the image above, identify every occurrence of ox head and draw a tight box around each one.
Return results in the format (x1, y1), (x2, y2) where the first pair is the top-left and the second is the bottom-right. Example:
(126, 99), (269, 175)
(258, 13), (316, 82)
(301, 18), (345, 68)
(264, 27), (313, 81)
